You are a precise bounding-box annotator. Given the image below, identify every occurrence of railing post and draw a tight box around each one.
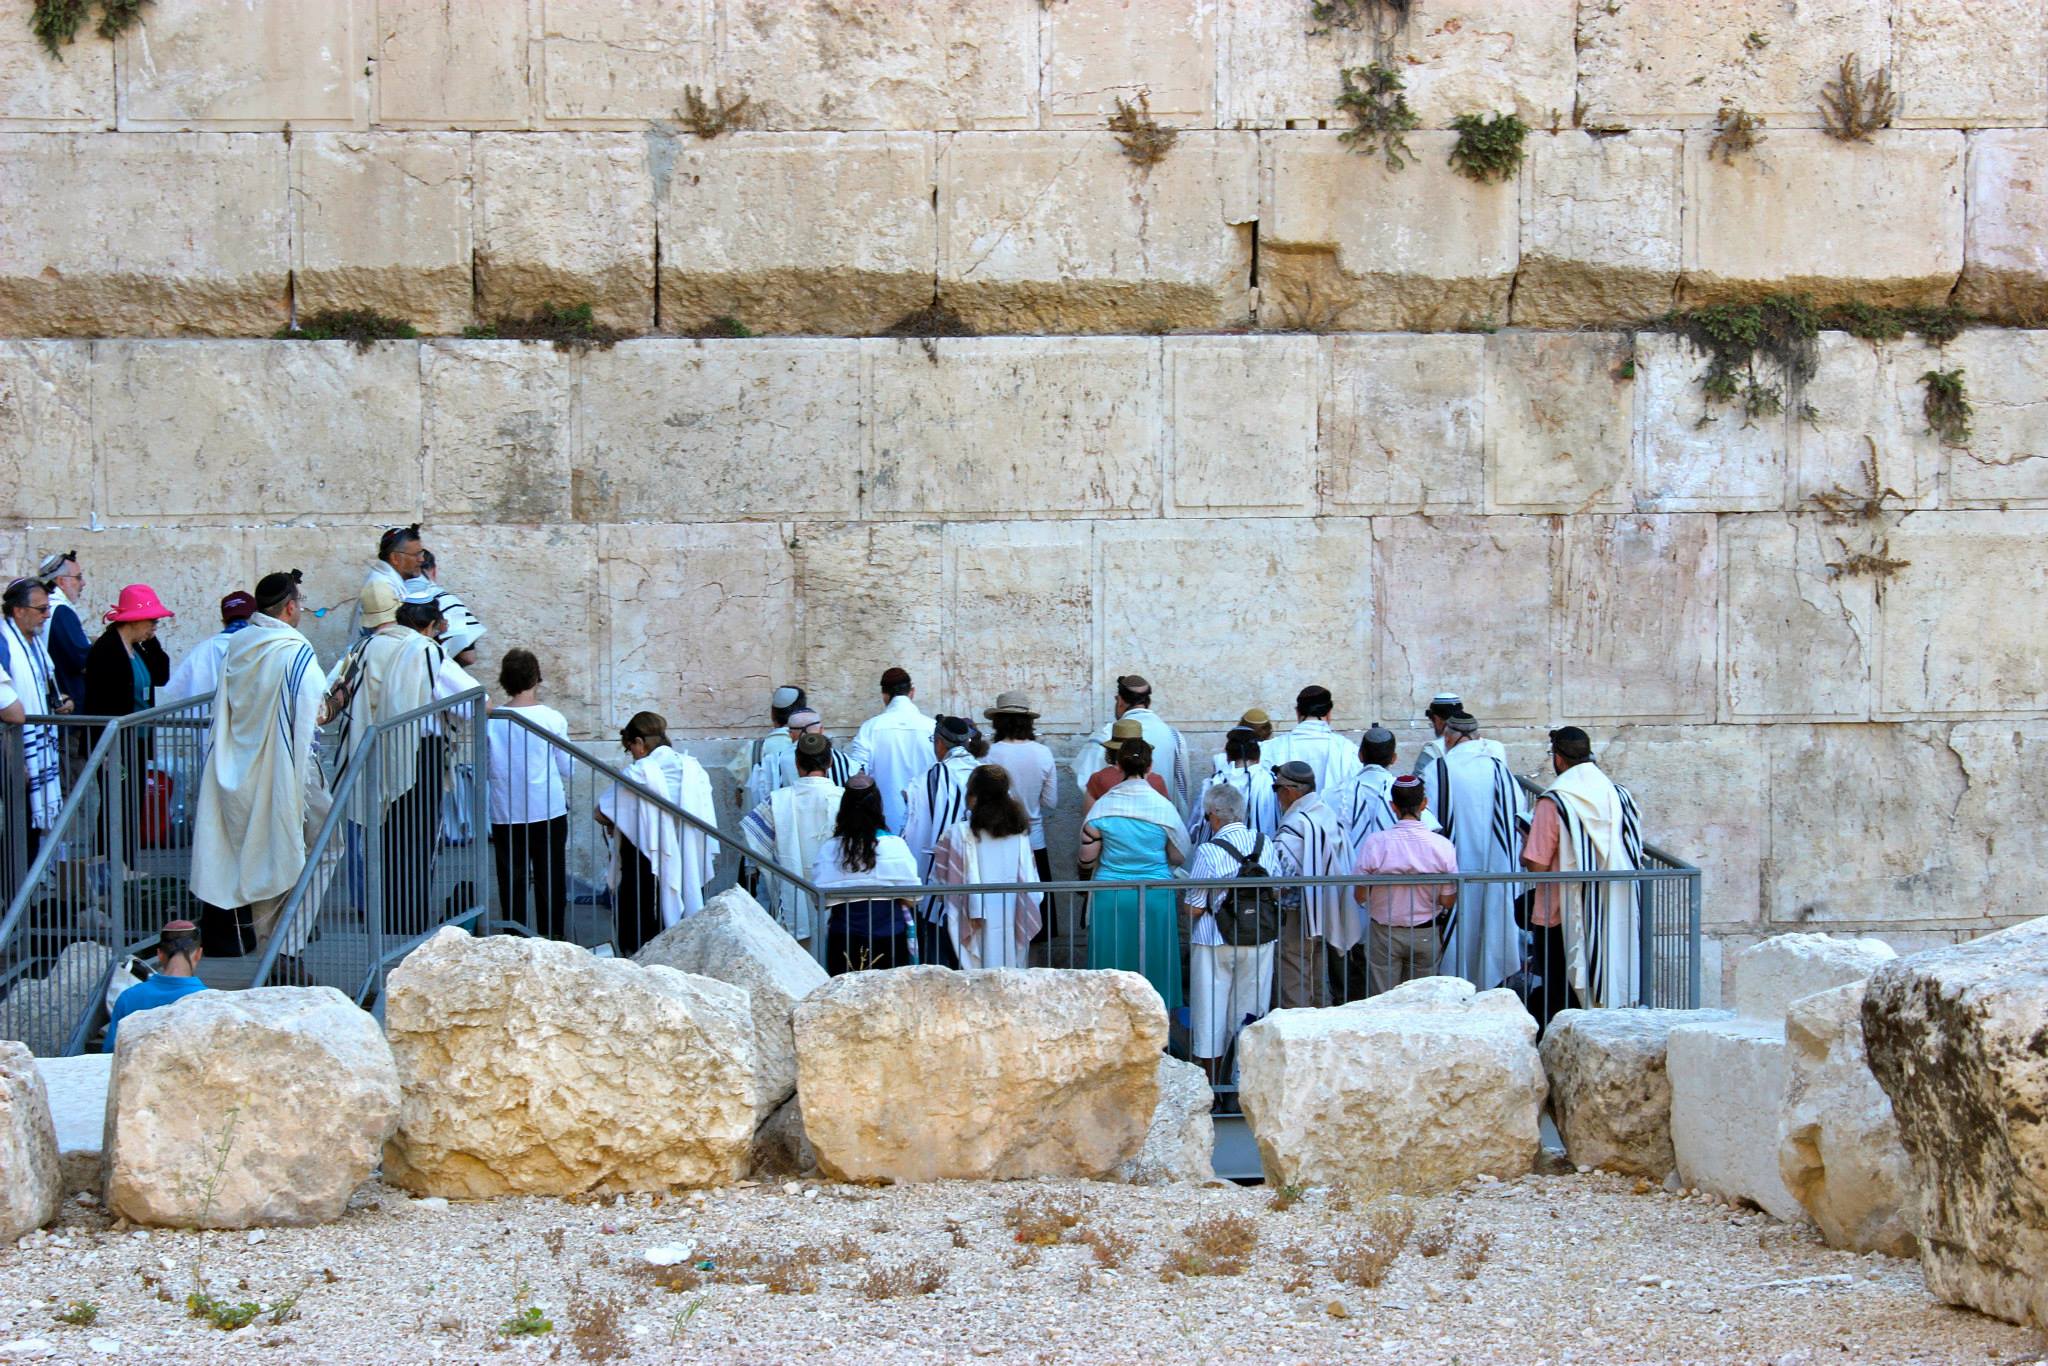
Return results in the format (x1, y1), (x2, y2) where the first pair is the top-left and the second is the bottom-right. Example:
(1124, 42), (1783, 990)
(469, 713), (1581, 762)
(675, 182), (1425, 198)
(1637, 871), (1656, 1009)
(361, 730), (386, 1006)
(106, 726), (130, 943)
(1687, 870), (1703, 1010)
(468, 699), (488, 929)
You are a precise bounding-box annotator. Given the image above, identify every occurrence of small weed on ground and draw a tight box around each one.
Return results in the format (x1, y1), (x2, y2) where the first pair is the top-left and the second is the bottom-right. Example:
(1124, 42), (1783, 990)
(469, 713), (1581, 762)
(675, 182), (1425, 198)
(53, 1300), (99, 1327)
(465, 303), (625, 353)
(274, 308), (417, 351)
(1006, 1193), (1088, 1247)
(1448, 111), (1528, 183)
(498, 1305), (552, 1338)
(1332, 1201), (1415, 1289)
(568, 1291), (629, 1363)
(1335, 63), (1419, 171)
(1161, 1214), (1259, 1281)
(1079, 1225), (1135, 1268)
(187, 1292), (263, 1332)
(1820, 54), (1896, 142)
(677, 84), (751, 138)
(859, 1258), (947, 1300)
(1455, 1231), (1494, 1280)
(1921, 367), (1972, 444)
(1416, 1213), (1458, 1257)
(1109, 91), (1178, 169)
(1269, 1182), (1309, 1212)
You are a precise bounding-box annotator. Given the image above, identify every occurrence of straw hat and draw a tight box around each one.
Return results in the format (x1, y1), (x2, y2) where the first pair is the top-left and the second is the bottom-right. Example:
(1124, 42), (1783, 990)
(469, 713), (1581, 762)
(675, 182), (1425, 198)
(1098, 716), (1144, 755)
(984, 690), (1039, 719)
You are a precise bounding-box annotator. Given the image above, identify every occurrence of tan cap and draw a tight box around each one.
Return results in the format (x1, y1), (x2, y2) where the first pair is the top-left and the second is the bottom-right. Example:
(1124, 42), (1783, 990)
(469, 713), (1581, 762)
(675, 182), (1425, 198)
(984, 690), (1038, 718)
(1239, 707), (1271, 727)
(360, 578), (402, 629)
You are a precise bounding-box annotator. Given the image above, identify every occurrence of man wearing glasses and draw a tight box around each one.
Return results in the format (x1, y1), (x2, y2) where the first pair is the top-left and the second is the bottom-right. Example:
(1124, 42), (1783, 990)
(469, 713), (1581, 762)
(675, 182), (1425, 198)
(34, 550), (89, 712)
(350, 524), (428, 638)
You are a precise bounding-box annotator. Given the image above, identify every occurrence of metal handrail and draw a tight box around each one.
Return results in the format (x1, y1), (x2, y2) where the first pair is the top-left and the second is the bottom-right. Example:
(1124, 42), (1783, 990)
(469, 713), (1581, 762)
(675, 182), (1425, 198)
(1514, 771), (1697, 872)
(248, 687), (487, 997)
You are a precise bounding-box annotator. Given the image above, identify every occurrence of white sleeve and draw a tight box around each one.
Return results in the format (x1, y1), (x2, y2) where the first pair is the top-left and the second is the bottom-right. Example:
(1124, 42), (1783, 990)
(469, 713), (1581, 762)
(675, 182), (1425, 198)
(0, 660), (17, 713)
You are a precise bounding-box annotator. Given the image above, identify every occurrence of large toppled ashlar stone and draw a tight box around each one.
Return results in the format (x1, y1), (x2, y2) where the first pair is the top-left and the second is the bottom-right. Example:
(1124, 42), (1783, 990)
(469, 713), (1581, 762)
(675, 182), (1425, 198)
(33, 1054), (109, 1197)
(1669, 934), (1896, 1221)
(634, 886), (828, 1125)
(1778, 981), (1916, 1256)
(1116, 1056), (1217, 1186)
(1542, 1008), (1731, 1179)
(384, 929), (756, 1197)
(1237, 978), (1546, 1196)
(0, 1043), (60, 1241)
(104, 988), (397, 1229)
(1864, 917), (2048, 1326)
(792, 968), (1165, 1184)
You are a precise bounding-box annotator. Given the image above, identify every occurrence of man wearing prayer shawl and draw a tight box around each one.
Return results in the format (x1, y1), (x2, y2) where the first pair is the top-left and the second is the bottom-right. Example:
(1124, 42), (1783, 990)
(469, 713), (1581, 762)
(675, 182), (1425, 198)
(1261, 686), (1361, 797)
(752, 705), (857, 808)
(597, 711), (716, 956)
(1325, 725), (1407, 868)
(845, 666), (937, 837)
(1522, 726), (1644, 1025)
(1188, 727), (1278, 845)
(350, 525), (425, 637)
(729, 684), (804, 813)
(191, 572), (350, 970)
(1271, 760), (1356, 1008)
(34, 552), (89, 713)
(740, 729), (845, 944)
(0, 578), (65, 865)
(1433, 712), (1528, 991)
(898, 714), (982, 968)
(1408, 692), (1464, 780)
(161, 591), (258, 704)
(1209, 708), (1274, 774)
(1072, 674), (1194, 818)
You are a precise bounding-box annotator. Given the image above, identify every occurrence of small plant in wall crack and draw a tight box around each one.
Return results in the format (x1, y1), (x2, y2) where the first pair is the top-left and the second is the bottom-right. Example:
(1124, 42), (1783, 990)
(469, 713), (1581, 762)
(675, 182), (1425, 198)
(30, 0), (148, 56)
(677, 85), (752, 139)
(1108, 91), (1179, 170)
(1710, 104), (1764, 163)
(1448, 112), (1529, 183)
(1920, 367), (1973, 445)
(1335, 63), (1419, 171)
(1819, 54), (1896, 142)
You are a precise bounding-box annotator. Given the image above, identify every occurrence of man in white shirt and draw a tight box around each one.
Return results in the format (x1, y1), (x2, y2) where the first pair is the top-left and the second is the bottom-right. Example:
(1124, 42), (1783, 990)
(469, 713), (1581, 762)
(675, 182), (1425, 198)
(161, 590), (258, 704)
(1072, 674), (1193, 819)
(740, 730), (846, 946)
(1262, 685), (1360, 797)
(1183, 783), (1278, 1082)
(844, 666), (936, 837)
(730, 684), (805, 812)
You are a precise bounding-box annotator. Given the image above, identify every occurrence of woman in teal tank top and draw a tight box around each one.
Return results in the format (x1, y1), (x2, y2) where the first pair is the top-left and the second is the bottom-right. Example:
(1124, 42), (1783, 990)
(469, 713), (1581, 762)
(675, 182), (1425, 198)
(1079, 740), (1188, 1011)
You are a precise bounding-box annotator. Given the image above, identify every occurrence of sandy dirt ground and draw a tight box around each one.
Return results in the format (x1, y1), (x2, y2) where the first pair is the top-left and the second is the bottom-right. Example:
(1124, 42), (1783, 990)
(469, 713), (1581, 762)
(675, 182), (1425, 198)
(0, 1171), (2040, 1365)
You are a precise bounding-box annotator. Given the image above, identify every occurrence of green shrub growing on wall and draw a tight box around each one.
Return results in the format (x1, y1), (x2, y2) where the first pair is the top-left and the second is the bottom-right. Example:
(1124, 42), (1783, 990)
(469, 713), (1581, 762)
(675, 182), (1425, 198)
(1336, 64), (1419, 171)
(1447, 112), (1528, 184)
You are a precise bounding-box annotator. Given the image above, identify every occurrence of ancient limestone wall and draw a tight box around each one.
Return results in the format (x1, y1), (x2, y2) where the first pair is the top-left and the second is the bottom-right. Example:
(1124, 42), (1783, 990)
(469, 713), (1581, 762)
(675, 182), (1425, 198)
(3, 0), (2046, 994)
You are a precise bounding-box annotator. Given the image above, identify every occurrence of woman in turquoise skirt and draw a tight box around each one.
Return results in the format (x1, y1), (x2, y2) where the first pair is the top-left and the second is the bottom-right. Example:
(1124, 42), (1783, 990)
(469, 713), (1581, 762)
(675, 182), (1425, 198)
(1079, 738), (1189, 1010)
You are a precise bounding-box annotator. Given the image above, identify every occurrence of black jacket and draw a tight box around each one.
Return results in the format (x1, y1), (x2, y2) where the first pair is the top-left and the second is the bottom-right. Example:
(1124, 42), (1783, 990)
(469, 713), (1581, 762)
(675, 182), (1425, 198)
(82, 629), (170, 721)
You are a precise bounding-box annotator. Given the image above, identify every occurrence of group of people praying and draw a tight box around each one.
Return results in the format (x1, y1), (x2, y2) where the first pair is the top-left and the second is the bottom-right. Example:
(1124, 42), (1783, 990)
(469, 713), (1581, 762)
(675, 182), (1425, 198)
(6, 527), (1649, 1071)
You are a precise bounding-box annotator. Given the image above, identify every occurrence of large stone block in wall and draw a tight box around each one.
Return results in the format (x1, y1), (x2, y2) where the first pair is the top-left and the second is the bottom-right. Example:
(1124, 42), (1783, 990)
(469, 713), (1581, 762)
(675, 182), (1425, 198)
(1321, 335), (1483, 513)
(657, 134), (935, 336)
(1041, 0), (1213, 128)
(1484, 332), (1634, 512)
(72, 527), (252, 665)
(1218, 0), (1573, 129)
(419, 524), (602, 735)
(0, 342), (91, 526)
(1960, 132), (2048, 321)
(1893, 0), (2048, 128)
(1634, 333), (1787, 512)
(1560, 515), (1716, 722)
(941, 522), (1092, 730)
(1923, 331), (2048, 507)
(292, 133), (474, 334)
(576, 341), (861, 521)
(475, 133), (654, 332)
(1373, 516), (1553, 727)
(1721, 515), (1874, 723)
(1681, 131), (1964, 310)
(794, 522), (941, 734)
(1165, 336), (1318, 516)
(374, 0), (530, 127)
(866, 337), (1159, 518)
(1594, 726), (1767, 930)
(1097, 519), (1371, 728)
(0, 0), (112, 126)
(539, 0), (711, 124)
(244, 523), (386, 665)
(601, 523), (798, 734)
(423, 342), (572, 524)
(1515, 132), (1681, 327)
(720, 0), (1036, 131)
(1878, 511), (2048, 717)
(1260, 133), (1516, 332)
(1576, 0), (1889, 128)
(0, 133), (286, 336)
(93, 342), (421, 521)
(1791, 333), (1930, 512)
(117, 0), (362, 128)
(938, 133), (1255, 333)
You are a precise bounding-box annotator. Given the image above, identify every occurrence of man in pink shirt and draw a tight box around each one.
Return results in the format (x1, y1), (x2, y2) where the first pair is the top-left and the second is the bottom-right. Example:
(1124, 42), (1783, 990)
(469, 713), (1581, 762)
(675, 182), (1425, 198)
(1350, 774), (1459, 995)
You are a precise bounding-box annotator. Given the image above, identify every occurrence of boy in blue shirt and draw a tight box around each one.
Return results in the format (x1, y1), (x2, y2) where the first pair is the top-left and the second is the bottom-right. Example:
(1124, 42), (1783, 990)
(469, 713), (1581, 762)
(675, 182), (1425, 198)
(104, 919), (208, 1051)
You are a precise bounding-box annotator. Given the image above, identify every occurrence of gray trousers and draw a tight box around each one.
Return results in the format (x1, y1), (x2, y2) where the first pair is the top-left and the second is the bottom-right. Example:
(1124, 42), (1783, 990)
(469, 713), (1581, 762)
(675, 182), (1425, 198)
(1276, 904), (1329, 1009)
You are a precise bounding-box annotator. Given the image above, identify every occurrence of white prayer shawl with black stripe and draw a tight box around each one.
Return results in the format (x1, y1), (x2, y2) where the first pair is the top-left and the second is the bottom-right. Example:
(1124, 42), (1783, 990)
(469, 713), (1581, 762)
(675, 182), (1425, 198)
(1420, 735), (1505, 817)
(0, 619), (61, 829)
(900, 748), (981, 926)
(1435, 740), (1527, 990)
(599, 743), (717, 927)
(1544, 762), (1644, 1009)
(1275, 791), (1361, 952)
(1187, 763), (1279, 845)
(1326, 763), (1398, 867)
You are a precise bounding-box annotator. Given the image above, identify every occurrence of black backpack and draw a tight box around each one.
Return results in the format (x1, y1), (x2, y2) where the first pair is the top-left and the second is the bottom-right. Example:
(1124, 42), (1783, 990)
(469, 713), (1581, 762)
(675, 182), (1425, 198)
(1206, 833), (1282, 945)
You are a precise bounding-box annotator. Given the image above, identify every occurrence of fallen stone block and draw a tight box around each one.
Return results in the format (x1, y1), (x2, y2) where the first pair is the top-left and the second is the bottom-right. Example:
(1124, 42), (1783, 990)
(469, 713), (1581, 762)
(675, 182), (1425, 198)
(31, 1054), (109, 1197)
(1541, 1007), (1732, 1179)
(1778, 981), (1916, 1256)
(635, 886), (827, 1124)
(1733, 933), (1898, 1021)
(1668, 1017), (1801, 1220)
(104, 988), (397, 1228)
(1237, 977), (1546, 1197)
(793, 967), (1164, 1184)
(383, 929), (755, 1198)
(1116, 1056), (1217, 1186)
(1864, 916), (2048, 1327)
(0, 1043), (60, 1241)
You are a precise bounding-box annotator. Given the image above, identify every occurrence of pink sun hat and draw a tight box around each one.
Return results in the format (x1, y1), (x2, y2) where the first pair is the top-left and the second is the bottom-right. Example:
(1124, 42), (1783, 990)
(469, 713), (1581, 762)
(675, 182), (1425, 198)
(102, 584), (175, 625)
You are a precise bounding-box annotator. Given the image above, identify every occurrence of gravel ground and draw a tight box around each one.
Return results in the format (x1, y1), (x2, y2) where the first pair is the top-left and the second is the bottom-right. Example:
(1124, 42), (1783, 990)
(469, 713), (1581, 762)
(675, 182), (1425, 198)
(1, 1172), (2039, 1365)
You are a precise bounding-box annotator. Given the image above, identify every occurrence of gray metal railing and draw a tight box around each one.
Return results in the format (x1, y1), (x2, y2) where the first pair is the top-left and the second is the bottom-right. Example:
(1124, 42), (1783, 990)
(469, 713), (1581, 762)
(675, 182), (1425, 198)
(0, 695), (215, 1055)
(248, 688), (489, 1006)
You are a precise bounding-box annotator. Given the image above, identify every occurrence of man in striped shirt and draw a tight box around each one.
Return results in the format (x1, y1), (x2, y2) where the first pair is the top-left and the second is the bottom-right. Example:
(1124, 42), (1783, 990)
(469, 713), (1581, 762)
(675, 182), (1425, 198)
(1350, 774), (1459, 996)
